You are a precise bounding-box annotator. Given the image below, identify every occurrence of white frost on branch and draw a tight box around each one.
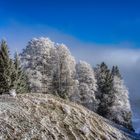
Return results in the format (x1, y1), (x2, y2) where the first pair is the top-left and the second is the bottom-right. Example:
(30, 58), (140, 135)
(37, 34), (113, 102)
(108, 76), (132, 129)
(20, 37), (56, 93)
(55, 44), (77, 98)
(75, 61), (98, 112)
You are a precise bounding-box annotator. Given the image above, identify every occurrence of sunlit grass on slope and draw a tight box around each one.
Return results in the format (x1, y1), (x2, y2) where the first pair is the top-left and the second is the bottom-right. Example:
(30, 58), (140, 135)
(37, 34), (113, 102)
(0, 93), (131, 140)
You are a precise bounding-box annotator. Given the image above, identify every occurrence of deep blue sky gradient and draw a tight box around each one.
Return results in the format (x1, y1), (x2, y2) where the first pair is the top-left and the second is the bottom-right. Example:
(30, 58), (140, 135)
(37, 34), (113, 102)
(0, 0), (140, 45)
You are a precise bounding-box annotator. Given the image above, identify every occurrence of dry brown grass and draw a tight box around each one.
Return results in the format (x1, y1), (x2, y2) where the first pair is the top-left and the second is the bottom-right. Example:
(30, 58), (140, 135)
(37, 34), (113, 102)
(0, 93), (130, 140)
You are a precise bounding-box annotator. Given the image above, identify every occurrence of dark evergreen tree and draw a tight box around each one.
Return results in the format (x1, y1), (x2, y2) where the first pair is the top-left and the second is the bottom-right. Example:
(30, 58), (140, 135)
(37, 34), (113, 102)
(0, 40), (14, 94)
(12, 52), (29, 93)
(111, 65), (122, 79)
(95, 62), (115, 117)
(0, 40), (29, 94)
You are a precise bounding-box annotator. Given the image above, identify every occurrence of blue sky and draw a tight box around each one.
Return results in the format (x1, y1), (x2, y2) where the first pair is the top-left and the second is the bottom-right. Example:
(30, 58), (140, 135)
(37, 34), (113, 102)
(0, 0), (140, 45)
(1, 0), (140, 131)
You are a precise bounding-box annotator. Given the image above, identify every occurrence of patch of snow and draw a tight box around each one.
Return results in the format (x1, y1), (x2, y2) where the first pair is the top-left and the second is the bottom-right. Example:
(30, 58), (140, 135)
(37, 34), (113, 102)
(9, 89), (16, 97)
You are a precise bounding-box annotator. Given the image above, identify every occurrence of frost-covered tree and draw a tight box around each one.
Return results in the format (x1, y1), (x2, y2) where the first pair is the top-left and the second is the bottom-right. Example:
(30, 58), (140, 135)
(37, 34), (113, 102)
(108, 74), (133, 130)
(20, 38), (77, 97)
(95, 62), (115, 117)
(19, 37), (133, 130)
(0, 40), (15, 94)
(20, 37), (57, 93)
(75, 61), (98, 112)
(96, 63), (133, 130)
(54, 44), (77, 99)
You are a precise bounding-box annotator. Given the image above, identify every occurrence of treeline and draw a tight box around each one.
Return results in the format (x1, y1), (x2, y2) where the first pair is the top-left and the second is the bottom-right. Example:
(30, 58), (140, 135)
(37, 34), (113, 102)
(0, 38), (133, 131)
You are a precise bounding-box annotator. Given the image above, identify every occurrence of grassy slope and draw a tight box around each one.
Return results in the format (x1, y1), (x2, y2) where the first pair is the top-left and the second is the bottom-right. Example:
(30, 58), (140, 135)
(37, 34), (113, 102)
(0, 93), (133, 140)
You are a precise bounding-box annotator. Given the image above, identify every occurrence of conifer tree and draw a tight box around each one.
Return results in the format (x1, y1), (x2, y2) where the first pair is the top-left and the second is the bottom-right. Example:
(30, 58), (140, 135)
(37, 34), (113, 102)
(96, 63), (133, 130)
(96, 62), (114, 117)
(109, 75), (134, 130)
(110, 66), (133, 130)
(111, 65), (122, 78)
(0, 40), (14, 94)
(12, 52), (29, 93)
(0, 40), (28, 94)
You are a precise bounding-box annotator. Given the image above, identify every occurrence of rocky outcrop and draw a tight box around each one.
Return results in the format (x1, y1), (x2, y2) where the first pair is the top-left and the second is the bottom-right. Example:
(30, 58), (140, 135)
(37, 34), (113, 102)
(0, 93), (135, 140)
